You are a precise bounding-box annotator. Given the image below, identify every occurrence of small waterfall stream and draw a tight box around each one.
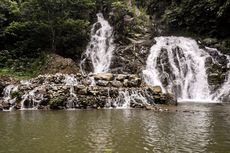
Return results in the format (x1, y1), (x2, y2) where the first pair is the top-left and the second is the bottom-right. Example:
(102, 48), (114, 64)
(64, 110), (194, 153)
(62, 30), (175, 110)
(81, 13), (115, 74)
(143, 36), (230, 102)
(19, 74), (79, 110)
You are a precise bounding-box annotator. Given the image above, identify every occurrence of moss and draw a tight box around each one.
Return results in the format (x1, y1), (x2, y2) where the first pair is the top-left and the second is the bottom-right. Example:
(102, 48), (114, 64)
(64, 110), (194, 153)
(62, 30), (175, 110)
(10, 90), (23, 104)
(11, 90), (23, 99)
(49, 96), (65, 109)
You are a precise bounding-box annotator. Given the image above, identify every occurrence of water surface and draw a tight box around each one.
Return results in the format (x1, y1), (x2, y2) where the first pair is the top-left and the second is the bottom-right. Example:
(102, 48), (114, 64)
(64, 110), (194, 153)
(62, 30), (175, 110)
(0, 103), (230, 153)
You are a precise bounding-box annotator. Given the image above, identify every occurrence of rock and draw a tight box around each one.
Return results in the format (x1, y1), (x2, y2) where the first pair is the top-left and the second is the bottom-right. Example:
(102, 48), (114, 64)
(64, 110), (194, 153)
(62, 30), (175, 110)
(129, 74), (138, 79)
(149, 86), (162, 94)
(2, 102), (10, 110)
(93, 22), (102, 33)
(96, 80), (109, 87)
(145, 105), (158, 111)
(97, 88), (109, 96)
(0, 101), (3, 111)
(81, 79), (91, 86)
(75, 85), (86, 90)
(129, 77), (141, 87)
(0, 73), (178, 110)
(0, 83), (5, 97)
(49, 96), (65, 110)
(111, 81), (123, 87)
(116, 74), (128, 81)
(94, 73), (114, 81)
(39, 54), (80, 75)
(164, 93), (177, 105)
(203, 38), (218, 46)
(205, 57), (213, 67)
(15, 103), (21, 109)
(78, 88), (88, 95)
(52, 86), (58, 91)
(89, 89), (99, 96)
(109, 88), (119, 98)
(123, 79), (129, 87)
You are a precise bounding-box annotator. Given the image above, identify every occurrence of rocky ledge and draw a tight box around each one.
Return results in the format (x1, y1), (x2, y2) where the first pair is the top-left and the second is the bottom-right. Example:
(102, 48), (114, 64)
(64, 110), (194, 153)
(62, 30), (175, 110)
(0, 73), (177, 111)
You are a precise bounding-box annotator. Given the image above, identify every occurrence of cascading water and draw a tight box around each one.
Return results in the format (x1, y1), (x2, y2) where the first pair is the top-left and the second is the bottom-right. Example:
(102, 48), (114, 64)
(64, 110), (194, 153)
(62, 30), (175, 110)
(2, 85), (18, 111)
(114, 90), (149, 109)
(81, 13), (115, 74)
(143, 36), (230, 102)
(0, 74), (79, 110)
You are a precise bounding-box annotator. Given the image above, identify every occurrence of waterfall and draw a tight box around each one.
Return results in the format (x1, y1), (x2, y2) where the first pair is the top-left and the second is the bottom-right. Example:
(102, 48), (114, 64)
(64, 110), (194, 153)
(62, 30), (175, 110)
(143, 36), (230, 102)
(114, 90), (149, 109)
(81, 13), (115, 74)
(2, 85), (18, 111)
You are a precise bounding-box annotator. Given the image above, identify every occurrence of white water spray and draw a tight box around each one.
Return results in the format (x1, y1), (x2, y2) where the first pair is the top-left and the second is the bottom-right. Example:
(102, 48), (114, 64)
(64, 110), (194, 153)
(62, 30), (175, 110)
(81, 13), (115, 74)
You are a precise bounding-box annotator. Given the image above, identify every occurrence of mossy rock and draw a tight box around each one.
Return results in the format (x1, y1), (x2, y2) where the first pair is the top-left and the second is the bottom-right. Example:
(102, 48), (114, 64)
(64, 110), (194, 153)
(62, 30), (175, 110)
(11, 90), (23, 99)
(49, 96), (65, 109)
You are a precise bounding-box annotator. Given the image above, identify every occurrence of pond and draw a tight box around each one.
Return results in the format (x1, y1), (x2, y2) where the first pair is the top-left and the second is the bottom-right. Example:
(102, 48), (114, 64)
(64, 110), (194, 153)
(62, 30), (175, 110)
(0, 103), (230, 153)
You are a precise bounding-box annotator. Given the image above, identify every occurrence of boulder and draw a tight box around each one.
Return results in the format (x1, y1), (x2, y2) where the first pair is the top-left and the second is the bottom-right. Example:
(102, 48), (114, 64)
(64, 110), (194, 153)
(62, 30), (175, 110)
(96, 80), (109, 87)
(202, 38), (218, 46)
(116, 74), (128, 81)
(111, 81), (123, 88)
(2, 102), (10, 110)
(94, 73), (114, 81)
(129, 77), (141, 87)
(123, 79), (129, 87)
(164, 93), (177, 105)
(78, 88), (88, 95)
(75, 85), (86, 91)
(149, 86), (162, 94)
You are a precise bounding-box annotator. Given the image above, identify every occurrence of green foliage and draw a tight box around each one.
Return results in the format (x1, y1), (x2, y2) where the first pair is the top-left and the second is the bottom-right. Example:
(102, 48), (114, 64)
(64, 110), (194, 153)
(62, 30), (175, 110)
(143, 0), (230, 38)
(0, 0), (97, 77)
(107, 0), (151, 44)
(56, 19), (90, 58)
(0, 52), (49, 79)
(0, 0), (229, 79)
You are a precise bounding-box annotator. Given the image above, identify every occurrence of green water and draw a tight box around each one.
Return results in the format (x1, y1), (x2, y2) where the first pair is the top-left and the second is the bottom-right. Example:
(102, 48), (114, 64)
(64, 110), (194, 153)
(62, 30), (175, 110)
(0, 103), (230, 153)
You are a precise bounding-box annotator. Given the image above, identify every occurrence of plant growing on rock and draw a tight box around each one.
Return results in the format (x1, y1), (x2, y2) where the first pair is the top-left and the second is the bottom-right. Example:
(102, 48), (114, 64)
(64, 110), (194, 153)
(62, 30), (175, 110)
(49, 96), (66, 109)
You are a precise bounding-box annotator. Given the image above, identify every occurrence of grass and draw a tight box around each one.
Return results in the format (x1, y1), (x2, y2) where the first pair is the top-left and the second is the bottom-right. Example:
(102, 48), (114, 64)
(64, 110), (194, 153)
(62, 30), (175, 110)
(0, 68), (34, 80)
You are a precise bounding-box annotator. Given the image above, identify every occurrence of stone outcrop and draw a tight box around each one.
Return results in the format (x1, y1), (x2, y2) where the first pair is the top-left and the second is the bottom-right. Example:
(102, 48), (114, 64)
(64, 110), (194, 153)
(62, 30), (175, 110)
(40, 54), (80, 75)
(0, 73), (177, 111)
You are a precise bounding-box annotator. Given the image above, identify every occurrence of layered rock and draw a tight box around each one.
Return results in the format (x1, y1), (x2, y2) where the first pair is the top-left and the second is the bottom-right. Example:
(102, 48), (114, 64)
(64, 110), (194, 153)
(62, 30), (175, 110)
(0, 73), (177, 111)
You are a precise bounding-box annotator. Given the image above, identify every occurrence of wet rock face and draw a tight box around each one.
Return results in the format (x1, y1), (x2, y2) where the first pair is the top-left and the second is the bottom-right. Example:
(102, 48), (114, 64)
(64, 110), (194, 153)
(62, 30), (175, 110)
(0, 83), (5, 97)
(0, 101), (3, 111)
(0, 73), (177, 111)
(204, 48), (230, 91)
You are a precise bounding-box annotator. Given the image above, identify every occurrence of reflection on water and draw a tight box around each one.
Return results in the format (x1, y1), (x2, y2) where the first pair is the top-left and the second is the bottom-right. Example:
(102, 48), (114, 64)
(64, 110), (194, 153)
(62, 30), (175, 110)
(0, 103), (230, 153)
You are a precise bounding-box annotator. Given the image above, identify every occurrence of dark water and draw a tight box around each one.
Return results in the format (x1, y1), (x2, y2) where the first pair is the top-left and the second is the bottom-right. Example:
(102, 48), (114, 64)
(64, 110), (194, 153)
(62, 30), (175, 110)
(0, 103), (230, 153)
